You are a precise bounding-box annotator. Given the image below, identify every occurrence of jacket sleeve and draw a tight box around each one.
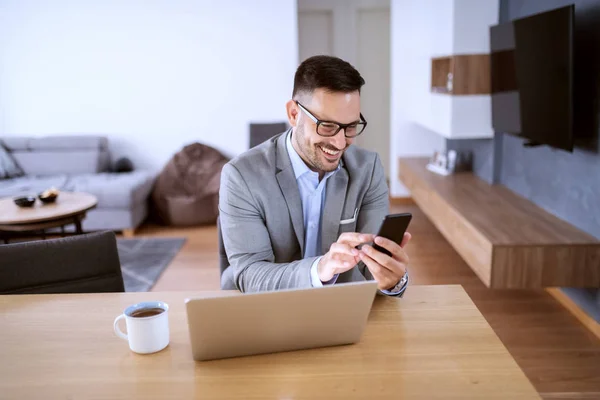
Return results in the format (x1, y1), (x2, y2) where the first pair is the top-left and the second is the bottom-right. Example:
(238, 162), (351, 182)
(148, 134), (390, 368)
(355, 153), (390, 281)
(218, 163), (317, 293)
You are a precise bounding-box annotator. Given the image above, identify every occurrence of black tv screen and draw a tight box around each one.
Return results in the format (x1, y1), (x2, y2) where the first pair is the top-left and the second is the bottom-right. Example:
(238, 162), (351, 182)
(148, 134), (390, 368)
(490, 5), (574, 151)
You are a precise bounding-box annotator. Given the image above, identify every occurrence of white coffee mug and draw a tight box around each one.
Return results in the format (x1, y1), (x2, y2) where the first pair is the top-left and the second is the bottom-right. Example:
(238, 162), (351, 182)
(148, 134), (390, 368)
(113, 301), (170, 354)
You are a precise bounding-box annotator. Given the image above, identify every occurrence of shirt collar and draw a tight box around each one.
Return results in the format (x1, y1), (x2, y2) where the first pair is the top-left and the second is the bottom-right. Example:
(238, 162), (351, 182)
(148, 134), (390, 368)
(286, 129), (340, 181)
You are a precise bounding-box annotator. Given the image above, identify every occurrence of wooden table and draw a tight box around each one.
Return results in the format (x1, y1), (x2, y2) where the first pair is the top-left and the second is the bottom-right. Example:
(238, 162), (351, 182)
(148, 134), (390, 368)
(0, 192), (97, 242)
(0, 285), (540, 399)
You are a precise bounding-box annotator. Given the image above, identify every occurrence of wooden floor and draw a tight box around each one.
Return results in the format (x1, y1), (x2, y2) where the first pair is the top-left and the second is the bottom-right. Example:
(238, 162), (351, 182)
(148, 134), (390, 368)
(134, 203), (600, 400)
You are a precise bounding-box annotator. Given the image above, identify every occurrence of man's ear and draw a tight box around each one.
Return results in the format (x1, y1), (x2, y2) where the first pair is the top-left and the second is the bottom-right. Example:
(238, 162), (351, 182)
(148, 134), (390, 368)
(286, 99), (299, 127)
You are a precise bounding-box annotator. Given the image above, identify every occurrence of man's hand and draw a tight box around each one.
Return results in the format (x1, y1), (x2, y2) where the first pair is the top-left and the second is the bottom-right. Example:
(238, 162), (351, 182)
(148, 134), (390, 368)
(317, 233), (375, 282)
(358, 232), (411, 291)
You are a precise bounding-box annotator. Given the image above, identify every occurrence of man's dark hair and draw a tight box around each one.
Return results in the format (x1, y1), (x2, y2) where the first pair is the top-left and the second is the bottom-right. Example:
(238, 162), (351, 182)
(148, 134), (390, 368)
(292, 55), (365, 98)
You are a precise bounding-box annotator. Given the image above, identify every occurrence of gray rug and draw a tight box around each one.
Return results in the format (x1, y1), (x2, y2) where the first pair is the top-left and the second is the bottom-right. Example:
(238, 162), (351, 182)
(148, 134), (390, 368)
(116, 237), (186, 292)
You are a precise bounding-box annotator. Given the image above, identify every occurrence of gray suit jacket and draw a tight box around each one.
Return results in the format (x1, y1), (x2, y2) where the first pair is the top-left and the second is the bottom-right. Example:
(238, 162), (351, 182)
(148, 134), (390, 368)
(218, 129), (389, 292)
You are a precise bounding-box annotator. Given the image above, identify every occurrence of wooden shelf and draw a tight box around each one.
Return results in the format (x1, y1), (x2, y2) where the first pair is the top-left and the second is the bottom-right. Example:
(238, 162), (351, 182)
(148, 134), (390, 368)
(431, 54), (491, 95)
(431, 56), (452, 93)
(399, 157), (600, 289)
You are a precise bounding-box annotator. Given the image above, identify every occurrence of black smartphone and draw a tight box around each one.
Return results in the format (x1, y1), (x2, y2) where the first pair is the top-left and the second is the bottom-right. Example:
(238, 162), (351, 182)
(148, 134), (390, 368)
(371, 213), (412, 257)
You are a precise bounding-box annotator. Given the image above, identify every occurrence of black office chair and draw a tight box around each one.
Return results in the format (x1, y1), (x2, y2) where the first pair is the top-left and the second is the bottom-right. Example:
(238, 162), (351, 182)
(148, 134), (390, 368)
(249, 122), (287, 149)
(0, 231), (125, 294)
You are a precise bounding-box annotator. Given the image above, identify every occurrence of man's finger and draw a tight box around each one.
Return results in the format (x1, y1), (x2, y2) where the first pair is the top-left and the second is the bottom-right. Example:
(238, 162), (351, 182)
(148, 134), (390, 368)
(331, 242), (360, 258)
(400, 232), (412, 248)
(361, 244), (406, 275)
(359, 252), (398, 290)
(331, 252), (359, 266)
(373, 236), (410, 264)
(337, 232), (375, 247)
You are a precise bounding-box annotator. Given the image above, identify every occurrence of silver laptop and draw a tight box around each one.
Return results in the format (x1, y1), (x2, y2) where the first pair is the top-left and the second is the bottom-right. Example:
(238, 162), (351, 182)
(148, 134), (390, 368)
(184, 281), (378, 361)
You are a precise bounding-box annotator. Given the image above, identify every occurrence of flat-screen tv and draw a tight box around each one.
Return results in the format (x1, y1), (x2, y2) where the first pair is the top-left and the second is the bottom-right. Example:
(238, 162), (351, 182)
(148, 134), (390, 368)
(490, 5), (574, 151)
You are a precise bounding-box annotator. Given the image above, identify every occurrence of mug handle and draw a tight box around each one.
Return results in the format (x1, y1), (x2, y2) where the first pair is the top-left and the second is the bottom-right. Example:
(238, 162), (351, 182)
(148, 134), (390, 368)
(113, 314), (128, 341)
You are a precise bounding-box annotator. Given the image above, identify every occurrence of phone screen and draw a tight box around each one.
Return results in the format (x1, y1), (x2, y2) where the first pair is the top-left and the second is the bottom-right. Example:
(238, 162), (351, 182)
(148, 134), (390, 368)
(372, 213), (412, 256)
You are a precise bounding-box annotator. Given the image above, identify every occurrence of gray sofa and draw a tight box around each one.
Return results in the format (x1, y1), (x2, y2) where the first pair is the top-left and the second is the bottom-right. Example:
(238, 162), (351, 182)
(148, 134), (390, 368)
(0, 136), (155, 233)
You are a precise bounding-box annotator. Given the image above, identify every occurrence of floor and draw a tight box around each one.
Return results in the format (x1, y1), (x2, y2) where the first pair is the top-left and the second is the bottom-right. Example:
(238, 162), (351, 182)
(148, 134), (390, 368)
(135, 203), (600, 400)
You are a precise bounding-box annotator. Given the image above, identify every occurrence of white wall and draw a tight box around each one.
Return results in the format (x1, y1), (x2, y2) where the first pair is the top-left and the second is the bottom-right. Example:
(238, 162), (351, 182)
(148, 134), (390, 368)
(390, 0), (446, 196)
(0, 0), (298, 172)
(453, 0), (498, 54)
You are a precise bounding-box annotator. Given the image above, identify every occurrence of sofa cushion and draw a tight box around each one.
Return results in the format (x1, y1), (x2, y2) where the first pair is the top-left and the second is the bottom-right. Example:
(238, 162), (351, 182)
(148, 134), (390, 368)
(0, 171), (154, 209)
(62, 171), (155, 209)
(11, 150), (109, 176)
(0, 143), (24, 179)
(29, 136), (108, 151)
(1, 136), (108, 151)
(1, 136), (111, 175)
(0, 175), (68, 198)
(1, 137), (30, 152)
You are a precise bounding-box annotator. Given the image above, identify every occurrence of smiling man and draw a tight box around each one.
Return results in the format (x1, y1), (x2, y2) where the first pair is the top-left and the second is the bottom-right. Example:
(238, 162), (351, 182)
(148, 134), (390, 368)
(218, 55), (411, 296)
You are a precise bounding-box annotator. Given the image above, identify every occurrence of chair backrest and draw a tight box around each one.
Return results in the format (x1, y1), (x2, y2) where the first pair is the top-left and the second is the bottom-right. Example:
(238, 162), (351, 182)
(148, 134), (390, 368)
(0, 231), (125, 294)
(249, 122), (287, 149)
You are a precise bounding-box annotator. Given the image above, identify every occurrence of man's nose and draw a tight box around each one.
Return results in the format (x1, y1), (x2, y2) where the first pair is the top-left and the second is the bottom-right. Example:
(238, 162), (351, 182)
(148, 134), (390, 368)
(331, 129), (347, 150)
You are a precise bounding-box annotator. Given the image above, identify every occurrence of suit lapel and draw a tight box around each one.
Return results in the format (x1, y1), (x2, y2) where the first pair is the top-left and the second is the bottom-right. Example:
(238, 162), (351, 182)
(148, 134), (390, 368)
(275, 131), (305, 255)
(321, 165), (349, 255)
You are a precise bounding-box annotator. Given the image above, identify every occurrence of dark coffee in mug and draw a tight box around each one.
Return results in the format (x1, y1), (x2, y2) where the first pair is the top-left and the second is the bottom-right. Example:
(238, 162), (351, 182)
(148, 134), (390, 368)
(130, 307), (164, 318)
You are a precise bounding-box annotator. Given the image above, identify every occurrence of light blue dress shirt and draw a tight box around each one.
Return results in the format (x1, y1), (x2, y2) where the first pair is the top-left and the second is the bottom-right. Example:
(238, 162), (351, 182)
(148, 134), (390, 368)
(285, 131), (338, 287)
(285, 131), (407, 295)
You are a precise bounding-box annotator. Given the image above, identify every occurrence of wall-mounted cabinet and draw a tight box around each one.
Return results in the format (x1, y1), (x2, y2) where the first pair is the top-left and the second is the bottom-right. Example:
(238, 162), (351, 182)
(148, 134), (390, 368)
(431, 54), (490, 95)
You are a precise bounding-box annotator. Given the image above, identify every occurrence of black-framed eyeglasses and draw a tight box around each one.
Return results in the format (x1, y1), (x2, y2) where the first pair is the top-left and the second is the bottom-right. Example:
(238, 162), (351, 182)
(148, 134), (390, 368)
(295, 101), (367, 138)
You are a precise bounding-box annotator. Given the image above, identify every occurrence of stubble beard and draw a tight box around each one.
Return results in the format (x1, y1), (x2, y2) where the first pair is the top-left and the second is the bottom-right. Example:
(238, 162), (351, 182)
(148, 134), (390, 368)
(295, 124), (344, 173)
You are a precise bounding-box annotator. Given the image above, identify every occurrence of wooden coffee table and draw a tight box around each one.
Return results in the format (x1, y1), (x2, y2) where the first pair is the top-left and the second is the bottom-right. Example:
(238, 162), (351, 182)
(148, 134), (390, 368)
(0, 192), (98, 243)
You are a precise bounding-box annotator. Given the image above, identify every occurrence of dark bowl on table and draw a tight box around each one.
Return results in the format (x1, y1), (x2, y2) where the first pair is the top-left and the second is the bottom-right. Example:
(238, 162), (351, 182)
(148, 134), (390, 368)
(38, 192), (59, 204)
(14, 196), (36, 208)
